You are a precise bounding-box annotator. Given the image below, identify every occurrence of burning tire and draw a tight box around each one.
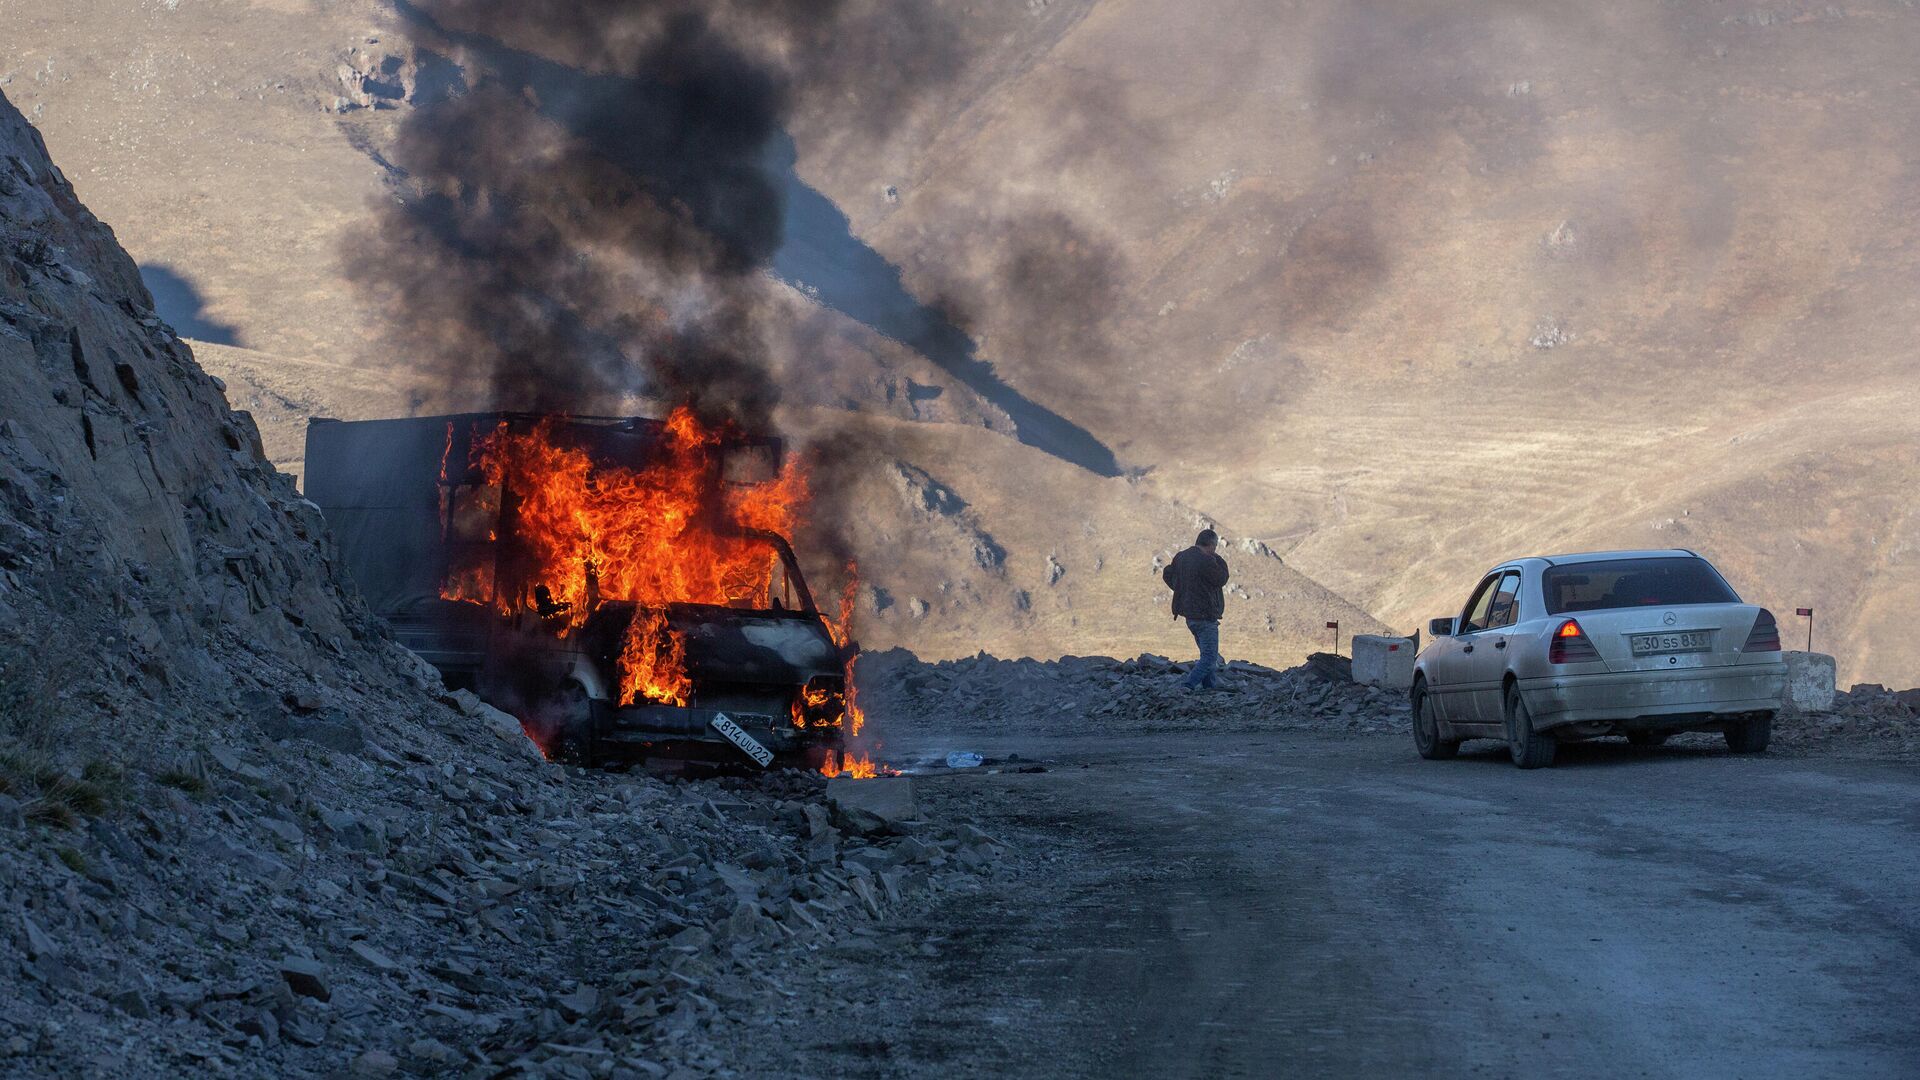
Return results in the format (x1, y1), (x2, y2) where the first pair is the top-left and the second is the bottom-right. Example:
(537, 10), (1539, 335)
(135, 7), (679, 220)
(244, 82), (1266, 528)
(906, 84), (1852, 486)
(776, 744), (838, 773)
(527, 680), (599, 766)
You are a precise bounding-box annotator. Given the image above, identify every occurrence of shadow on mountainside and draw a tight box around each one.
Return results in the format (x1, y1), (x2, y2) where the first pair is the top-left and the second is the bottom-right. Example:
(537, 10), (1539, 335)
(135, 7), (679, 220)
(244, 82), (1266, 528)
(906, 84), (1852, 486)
(138, 264), (240, 346)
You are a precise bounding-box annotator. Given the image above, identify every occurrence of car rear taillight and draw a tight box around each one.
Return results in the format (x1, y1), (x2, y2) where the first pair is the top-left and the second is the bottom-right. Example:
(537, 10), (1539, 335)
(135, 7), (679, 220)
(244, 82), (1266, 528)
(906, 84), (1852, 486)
(1742, 608), (1781, 652)
(1548, 619), (1600, 664)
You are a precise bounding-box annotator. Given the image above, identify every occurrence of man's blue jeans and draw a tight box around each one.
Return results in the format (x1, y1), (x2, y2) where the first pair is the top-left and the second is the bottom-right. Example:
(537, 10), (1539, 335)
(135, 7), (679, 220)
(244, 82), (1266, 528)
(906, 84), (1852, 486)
(1183, 618), (1220, 689)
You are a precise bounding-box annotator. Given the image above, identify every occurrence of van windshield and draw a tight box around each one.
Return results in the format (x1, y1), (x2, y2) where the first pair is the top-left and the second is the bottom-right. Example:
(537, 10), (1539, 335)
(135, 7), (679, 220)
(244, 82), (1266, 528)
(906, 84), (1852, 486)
(1543, 557), (1740, 614)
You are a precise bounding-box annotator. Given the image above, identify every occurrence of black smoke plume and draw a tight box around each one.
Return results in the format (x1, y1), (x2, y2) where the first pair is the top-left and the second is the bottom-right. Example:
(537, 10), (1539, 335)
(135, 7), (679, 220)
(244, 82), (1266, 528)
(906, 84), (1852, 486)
(358, 0), (947, 430)
(356, 0), (1124, 477)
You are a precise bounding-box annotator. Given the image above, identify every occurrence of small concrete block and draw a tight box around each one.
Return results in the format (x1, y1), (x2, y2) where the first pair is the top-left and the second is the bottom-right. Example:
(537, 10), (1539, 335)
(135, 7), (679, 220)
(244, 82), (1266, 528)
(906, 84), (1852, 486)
(826, 777), (916, 834)
(1783, 651), (1836, 713)
(1352, 635), (1416, 690)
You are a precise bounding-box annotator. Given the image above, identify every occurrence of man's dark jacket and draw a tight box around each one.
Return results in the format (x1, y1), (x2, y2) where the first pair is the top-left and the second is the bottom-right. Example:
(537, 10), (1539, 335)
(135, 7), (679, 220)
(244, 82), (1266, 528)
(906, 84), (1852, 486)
(1162, 545), (1230, 621)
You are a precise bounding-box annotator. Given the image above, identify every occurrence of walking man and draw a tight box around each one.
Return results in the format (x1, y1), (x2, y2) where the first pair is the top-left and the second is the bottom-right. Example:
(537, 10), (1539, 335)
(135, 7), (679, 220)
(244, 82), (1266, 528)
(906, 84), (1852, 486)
(1162, 529), (1229, 690)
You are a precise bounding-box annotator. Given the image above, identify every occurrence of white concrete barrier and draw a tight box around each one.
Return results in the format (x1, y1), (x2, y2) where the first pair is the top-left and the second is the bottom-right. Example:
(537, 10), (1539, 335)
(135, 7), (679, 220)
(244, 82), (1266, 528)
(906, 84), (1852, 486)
(1783, 651), (1836, 713)
(1353, 635), (1416, 690)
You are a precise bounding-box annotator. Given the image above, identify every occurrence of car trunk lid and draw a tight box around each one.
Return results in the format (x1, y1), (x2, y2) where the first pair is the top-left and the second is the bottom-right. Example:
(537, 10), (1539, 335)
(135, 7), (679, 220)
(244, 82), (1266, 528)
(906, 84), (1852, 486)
(1565, 604), (1764, 673)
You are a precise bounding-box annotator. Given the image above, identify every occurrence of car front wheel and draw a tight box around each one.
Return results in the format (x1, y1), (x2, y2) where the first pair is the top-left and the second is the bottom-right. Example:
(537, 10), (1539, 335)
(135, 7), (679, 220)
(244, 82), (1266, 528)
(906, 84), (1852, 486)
(1505, 685), (1556, 769)
(1411, 681), (1460, 761)
(1724, 712), (1773, 754)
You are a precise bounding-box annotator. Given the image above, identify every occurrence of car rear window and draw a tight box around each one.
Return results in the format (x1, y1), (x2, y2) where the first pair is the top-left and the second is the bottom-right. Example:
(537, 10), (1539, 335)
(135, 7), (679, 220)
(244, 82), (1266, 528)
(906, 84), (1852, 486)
(1542, 557), (1739, 614)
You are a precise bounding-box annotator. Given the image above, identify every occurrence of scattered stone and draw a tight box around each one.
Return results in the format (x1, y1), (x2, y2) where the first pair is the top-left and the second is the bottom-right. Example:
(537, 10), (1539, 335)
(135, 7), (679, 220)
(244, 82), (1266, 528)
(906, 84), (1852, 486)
(556, 984), (601, 1020)
(352, 1049), (399, 1076)
(801, 803), (834, 839)
(236, 1008), (280, 1046)
(257, 816), (304, 846)
(278, 957), (331, 1002)
(281, 1011), (328, 1047)
(347, 942), (398, 972)
(408, 1037), (460, 1064)
(827, 777), (917, 836)
(955, 823), (1000, 849)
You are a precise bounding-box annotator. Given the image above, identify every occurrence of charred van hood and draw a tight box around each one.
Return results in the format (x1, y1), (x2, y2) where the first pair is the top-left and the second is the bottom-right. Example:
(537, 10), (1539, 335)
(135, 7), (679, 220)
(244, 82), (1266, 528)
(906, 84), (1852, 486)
(664, 604), (842, 684)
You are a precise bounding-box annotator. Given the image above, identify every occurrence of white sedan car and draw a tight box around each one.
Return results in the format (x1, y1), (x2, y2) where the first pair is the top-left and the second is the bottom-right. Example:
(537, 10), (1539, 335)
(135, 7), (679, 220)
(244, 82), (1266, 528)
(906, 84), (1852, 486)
(1410, 550), (1788, 768)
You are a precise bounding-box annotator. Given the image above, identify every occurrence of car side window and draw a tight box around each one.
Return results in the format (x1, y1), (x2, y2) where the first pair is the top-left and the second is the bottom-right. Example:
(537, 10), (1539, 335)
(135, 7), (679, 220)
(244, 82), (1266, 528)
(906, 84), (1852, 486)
(1486, 572), (1522, 629)
(1458, 575), (1502, 634)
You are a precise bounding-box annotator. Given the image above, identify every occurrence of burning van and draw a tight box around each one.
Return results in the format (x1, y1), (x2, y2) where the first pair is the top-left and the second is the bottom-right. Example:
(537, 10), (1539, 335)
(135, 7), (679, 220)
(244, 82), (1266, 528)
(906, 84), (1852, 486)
(303, 410), (857, 767)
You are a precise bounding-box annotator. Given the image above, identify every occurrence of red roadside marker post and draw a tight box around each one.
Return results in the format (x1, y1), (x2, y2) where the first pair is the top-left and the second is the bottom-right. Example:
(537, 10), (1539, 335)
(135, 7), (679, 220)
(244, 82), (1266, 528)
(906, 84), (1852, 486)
(1327, 620), (1340, 656)
(1796, 607), (1813, 652)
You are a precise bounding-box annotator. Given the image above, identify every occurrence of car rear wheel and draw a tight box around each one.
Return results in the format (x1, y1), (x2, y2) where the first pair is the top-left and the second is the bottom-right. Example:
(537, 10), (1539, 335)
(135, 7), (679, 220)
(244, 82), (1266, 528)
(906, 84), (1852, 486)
(1724, 711), (1772, 754)
(1411, 681), (1459, 760)
(1505, 685), (1556, 769)
(1627, 731), (1669, 747)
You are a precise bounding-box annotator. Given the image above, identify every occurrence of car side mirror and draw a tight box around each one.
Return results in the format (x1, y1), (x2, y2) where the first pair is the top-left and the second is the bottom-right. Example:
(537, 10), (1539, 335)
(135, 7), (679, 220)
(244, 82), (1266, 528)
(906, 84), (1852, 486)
(1428, 617), (1455, 637)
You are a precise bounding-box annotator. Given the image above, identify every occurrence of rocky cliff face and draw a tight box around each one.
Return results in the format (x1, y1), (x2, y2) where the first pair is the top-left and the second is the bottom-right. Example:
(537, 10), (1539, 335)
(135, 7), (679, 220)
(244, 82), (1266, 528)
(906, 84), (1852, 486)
(0, 92), (1001, 1077)
(0, 87), (402, 755)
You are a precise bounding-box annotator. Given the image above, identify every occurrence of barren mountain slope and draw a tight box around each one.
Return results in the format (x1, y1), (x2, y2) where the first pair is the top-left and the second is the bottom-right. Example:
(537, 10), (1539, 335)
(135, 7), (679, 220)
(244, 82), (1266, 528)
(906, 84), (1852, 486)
(782, 409), (1390, 665)
(7, 0), (1917, 681)
(0, 0), (396, 364)
(799, 0), (1920, 683)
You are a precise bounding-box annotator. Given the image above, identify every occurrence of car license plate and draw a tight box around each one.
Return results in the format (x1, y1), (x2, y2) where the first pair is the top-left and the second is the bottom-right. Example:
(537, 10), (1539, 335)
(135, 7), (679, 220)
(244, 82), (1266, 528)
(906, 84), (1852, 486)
(1630, 630), (1712, 656)
(710, 712), (774, 768)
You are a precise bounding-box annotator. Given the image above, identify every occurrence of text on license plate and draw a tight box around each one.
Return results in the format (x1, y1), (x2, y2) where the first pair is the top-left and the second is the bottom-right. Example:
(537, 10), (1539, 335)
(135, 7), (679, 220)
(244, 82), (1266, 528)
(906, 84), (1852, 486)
(710, 712), (774, 768)
(1630, 630), (1712, 656)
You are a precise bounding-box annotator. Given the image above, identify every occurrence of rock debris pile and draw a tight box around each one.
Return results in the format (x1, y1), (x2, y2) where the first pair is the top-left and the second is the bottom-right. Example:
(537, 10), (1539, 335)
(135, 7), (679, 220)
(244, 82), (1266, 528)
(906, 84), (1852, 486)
(1775, 683), (1920, 757)
(859, 648), (1409, 737)
(865, 648), (1917, 761)
(4, 698), (998, 1076)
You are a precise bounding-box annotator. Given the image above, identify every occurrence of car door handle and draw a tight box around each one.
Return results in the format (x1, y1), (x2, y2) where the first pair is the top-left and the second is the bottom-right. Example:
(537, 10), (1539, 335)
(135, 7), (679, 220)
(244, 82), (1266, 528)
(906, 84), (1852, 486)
(1463, 644), (1474, 654)
(1495, 639), (1507, 650)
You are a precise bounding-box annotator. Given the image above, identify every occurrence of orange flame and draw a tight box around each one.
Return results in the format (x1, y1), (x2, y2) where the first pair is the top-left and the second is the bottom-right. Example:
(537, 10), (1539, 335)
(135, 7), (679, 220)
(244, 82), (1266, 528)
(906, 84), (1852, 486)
(825, 561), (859, 649)
(434, 409), (875, 746)
(843, 663), (866, 739)
(439, 408), (810, 707)
(442, 562), (498, 608)
(790, 682), (837, 729)
(469, 409), (805, 624)
(618, 607), (691, 707)
(820, 749), (880, 779)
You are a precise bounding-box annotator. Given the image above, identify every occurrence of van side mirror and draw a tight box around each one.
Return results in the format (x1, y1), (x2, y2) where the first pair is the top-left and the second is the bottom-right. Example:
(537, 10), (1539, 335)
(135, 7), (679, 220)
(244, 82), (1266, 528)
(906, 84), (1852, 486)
(1428, 617), (1456, 637)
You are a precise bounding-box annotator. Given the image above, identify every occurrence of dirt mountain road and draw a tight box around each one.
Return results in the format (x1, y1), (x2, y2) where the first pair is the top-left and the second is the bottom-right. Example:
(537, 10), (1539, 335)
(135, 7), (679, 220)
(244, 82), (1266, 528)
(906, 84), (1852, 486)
(775, 731), (1920, 1078)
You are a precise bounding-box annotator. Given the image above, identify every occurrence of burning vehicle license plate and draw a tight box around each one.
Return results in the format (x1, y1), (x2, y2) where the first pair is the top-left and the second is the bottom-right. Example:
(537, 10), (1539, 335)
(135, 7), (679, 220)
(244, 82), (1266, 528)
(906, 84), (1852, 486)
(710, 713), (774, 768)
(1630, 630), (1712, 656)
